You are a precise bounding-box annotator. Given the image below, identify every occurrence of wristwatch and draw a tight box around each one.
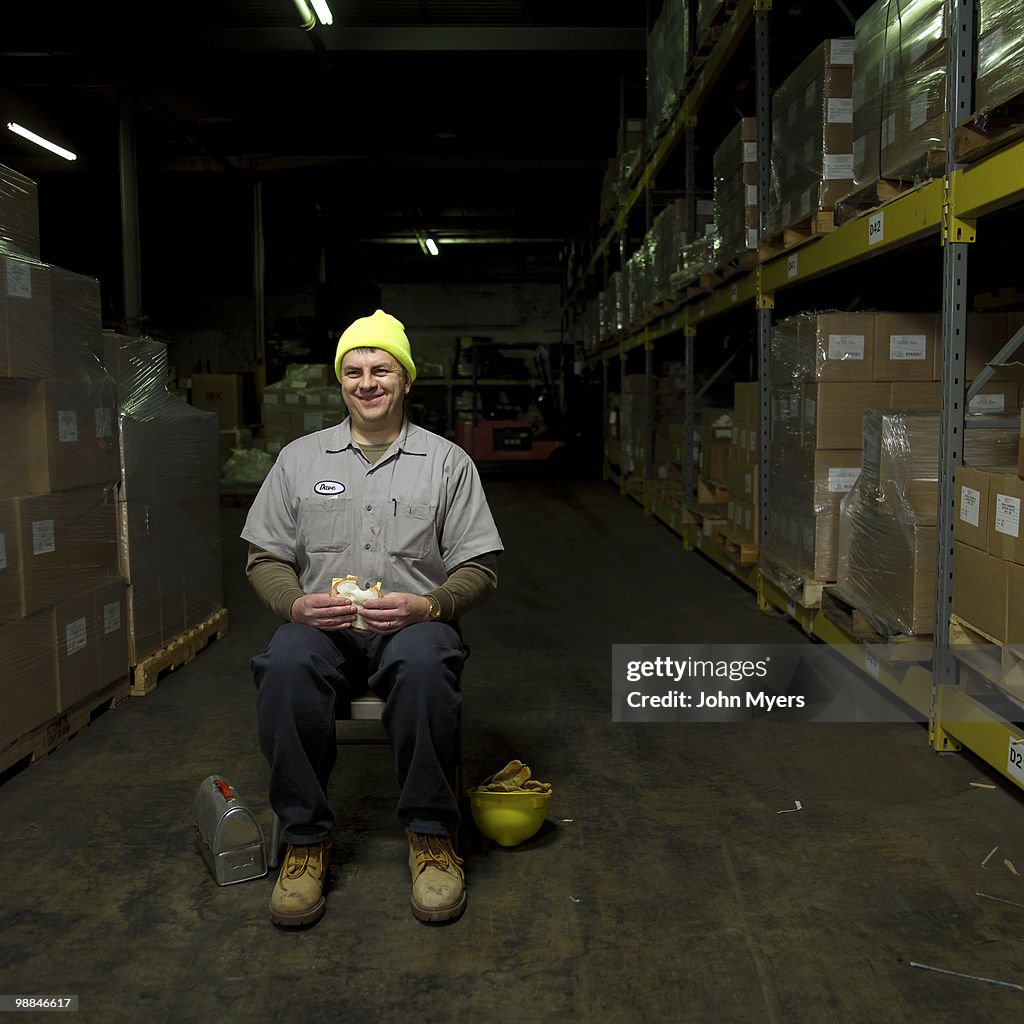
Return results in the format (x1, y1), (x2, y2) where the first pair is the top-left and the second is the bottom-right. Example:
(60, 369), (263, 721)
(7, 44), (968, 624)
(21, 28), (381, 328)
(425, 594), (442, 621)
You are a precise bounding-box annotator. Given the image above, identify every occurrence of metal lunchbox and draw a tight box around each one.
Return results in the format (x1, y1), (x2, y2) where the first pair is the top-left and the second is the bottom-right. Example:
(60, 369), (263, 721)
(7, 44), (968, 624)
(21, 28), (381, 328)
(193, 775), (268, 885)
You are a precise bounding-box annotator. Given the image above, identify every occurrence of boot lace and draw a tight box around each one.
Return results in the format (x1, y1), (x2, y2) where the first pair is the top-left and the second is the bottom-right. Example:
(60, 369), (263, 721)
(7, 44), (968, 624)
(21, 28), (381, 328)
(410, 833), (464, 879)
(283, 843), (325, 879)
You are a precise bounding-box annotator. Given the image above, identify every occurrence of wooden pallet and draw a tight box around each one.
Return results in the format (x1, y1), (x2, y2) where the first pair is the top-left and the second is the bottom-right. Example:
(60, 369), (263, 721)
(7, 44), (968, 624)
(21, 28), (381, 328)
(955, 90), (1024, 164)
(130, 608), (230, 697)
(0, 676), (130, 778)
(821, 589), (932, 662)
(703, 250), (759, 289)
(697, 476), (728, 504)
(834, 178), (917, 227)
(711, 529), (759, 565)
(683, 501), (728, 538)
(758, 210), (836, 261)
(760, 561), (826, 609)
(949, 614), (1024, 705)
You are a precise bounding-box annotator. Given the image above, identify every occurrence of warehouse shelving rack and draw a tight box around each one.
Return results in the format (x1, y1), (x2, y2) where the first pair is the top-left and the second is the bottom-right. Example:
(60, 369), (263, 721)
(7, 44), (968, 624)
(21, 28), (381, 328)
(569, 0), (1024, 790)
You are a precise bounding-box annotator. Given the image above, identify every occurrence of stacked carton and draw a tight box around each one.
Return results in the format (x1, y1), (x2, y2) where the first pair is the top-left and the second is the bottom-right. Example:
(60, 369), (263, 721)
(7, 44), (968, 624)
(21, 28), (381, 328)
(102, 335), (222, 664)
(852, 0), (946, 186)
(725, 383), (759, 547)
(837, 412), (1018, 636)
(0, 172), (129, 748)
(646, 0), (690, 144)
(953, 464), (1024, 647)
(767, 39), (855, 238)
(261, 363), (344, 453)
(713, 118), (758, 266)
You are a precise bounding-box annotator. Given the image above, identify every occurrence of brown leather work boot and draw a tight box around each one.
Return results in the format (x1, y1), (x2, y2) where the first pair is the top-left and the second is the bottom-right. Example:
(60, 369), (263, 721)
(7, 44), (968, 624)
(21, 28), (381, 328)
(269, 840), (331, 927)
(407, 830), (466, 923)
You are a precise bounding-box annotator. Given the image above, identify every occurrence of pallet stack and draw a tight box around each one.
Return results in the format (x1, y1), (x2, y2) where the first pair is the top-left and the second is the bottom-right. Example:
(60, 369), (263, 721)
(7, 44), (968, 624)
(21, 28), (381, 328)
(0, 164), (129, 759)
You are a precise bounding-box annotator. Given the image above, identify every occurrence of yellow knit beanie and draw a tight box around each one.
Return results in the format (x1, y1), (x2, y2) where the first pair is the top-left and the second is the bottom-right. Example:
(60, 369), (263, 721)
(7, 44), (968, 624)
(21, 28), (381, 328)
(334, 309), (417, 383)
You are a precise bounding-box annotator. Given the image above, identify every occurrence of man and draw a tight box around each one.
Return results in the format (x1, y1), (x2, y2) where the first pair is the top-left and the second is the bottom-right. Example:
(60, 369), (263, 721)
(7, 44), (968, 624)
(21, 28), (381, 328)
(241, 309), (503, 928)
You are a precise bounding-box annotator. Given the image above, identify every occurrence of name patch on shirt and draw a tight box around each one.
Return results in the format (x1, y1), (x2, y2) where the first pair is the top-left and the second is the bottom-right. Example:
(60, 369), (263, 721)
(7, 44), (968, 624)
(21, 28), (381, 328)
(313, 480), (346, 496)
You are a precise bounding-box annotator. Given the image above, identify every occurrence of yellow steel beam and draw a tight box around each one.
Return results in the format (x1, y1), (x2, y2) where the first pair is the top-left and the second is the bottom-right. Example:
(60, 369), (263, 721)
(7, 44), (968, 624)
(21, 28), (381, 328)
(760, 177), (945, 292)
(934, 686), (1024, 790)
(956, 135), (1024, 220)
(691, 271), (758, 322)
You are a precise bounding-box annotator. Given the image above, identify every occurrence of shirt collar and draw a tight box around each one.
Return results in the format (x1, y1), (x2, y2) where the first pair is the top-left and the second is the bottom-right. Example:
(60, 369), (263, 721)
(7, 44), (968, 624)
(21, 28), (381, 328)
(324, 417), (427, 456)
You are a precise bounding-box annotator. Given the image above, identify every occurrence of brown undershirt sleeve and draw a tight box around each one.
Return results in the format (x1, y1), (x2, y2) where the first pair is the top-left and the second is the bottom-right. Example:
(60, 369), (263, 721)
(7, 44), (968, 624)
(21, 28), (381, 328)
(426, 551), (499, 621)
(246, 544), (306, 622)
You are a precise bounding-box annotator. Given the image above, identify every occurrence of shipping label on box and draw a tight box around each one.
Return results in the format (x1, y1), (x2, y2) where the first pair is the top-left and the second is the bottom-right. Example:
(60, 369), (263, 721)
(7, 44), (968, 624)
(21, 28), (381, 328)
(988, 473), (1024, 565)
(953, 466), (992, 551)
(874, 312), (935, 382)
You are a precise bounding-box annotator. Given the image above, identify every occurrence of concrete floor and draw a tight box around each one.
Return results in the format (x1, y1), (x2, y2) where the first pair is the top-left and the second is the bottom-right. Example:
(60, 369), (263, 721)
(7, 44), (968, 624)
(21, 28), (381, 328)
(3, 474), (1024, 1022)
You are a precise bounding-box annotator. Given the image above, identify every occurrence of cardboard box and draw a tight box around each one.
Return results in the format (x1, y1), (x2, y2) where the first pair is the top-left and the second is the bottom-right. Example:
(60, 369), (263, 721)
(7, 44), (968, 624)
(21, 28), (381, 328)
(700, 423), (731, 480)
(0, 494), (65, 620)
(727, 456), (759, 503)
(954, 466), (992, 551)
(54, 589), (98, 712)
(798, 313), (875, 382)
(0, 378), (119, 497)
(801, 382), (889, 449)
(0, 163), (41, 262)
(0, 255), (54, 379)
(988, 472), (1024, 565)
(734, 382), (759, 422)
(968, 381), (1018, 416)
(191, 373), (246, 430)
(799, 508), (841, 582)
(1008, 562), (1024, 646)
(62, 486), (120, 596)
(891, 382), (940, 411)
(0, 607), (58, 748)
(94, 579), (129, 689)
(873, 312), (935, 382)
(954, 541), (1009, 642)
(740, 422), (760, 464)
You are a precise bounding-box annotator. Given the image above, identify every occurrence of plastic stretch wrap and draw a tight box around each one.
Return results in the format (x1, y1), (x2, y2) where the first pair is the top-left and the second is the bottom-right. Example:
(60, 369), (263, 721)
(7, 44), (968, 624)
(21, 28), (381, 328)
(646, 0), (690, 145)
(976, 0), (1024, 116)
(0, 263), (131, 747)
(262, 363), (344, 453)
(763, 442), (862, 582)
(852, 0), (946, 186)
(767, 40), (855, 238)
(836, 410), (1019, 634)
(713, 118), (758, 264)
(0, 164), (41, 261)
(103, 332), (223, 664)
(770, 310), (876, 385)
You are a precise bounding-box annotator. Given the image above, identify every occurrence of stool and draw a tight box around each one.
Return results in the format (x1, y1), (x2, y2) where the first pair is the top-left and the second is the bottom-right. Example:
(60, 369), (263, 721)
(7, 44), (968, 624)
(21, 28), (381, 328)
(266, 691), (463, 868)
(267, 690), (387, 869)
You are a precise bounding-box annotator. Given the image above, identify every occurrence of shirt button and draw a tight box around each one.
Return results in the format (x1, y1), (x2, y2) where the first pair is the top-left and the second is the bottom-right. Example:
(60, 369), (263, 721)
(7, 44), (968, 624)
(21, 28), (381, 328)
(364, 543), (371, 550)
(365, 505), (372, 511)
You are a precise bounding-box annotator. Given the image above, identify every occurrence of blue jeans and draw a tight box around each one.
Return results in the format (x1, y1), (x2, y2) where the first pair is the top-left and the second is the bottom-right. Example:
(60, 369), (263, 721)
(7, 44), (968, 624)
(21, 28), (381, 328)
(252, 621), (464, 843)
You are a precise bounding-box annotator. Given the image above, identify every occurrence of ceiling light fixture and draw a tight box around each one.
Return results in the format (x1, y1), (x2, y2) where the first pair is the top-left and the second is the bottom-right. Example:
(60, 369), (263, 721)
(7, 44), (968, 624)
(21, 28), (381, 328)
(425, 236), (440, 257)
(7, 122), (77, 161)
(308, 0), (334, 26)
(291, 0), (316, 30)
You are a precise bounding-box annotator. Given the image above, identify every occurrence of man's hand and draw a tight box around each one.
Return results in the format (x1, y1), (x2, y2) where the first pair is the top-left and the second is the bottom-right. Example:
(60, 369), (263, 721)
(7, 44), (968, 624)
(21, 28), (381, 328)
(290, 593), (358, 631)
(360, 593), (432, 634)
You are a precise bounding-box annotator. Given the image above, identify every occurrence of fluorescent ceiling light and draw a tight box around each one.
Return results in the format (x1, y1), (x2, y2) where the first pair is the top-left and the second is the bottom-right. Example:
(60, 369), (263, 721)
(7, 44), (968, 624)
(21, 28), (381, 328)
(309, 0), (333, 25)
(7, 122), (77, 161)
(425, 237), (440, 256)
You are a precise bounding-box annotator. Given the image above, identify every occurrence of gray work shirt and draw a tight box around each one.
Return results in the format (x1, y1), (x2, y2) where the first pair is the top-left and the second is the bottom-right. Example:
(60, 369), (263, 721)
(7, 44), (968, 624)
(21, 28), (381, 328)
(241, 417), (503, 596)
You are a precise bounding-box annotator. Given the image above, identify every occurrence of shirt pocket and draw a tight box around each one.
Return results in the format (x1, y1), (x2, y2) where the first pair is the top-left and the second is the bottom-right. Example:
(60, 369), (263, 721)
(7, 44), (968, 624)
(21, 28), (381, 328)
(297, 497), (354, 554)
(386, 503), (438, 560)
